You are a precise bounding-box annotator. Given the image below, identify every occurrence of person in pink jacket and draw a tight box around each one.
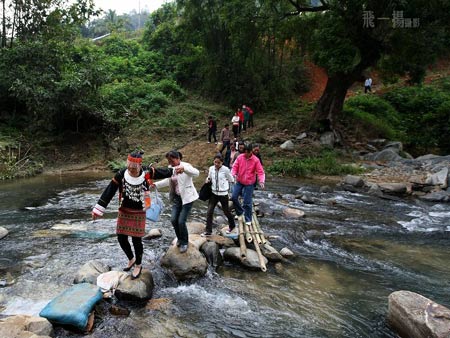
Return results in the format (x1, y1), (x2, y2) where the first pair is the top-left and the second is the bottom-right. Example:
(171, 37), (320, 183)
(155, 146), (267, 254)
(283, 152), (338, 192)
(231, 143), (265, 228)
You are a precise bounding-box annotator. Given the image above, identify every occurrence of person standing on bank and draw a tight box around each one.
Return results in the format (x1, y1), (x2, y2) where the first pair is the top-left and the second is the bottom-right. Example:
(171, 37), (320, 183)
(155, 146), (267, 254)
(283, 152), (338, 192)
(364, 77), (372, 93)
(92, 152), (173, 279)
(202, 155), (236, 236)
(154, 150), (199, 253)
(219, 123), (231, 153)
(231, 111), (240, 138)
(207, 116), (217, 144)
(231, 143), (265, 227)
(237, 108), (244, 134)
(244, 105), (254, 128)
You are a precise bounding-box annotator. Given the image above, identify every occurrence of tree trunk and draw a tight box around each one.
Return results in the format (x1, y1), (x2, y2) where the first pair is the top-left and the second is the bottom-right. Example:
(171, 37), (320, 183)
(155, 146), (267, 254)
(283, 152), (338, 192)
(312, 72), (356, 131)
(2, 0), (6, 48)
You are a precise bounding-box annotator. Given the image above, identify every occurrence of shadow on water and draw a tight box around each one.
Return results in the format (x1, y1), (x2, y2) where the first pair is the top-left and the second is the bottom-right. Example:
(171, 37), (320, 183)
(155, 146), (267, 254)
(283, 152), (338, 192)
(1, 173), (450, 337)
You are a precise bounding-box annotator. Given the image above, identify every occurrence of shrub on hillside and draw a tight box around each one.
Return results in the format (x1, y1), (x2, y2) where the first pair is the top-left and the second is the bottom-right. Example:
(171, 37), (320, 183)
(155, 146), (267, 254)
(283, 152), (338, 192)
(99, 80), (170, 125)
(383, 85), (450, 155)
(152, 79), (185, 99)
(342, 95), (402, 140)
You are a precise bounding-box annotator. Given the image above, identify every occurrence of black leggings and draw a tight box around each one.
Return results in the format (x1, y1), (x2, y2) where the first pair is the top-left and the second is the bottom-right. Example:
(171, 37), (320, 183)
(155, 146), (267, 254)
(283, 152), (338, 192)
(117, 234), (143, 265)
(206, 193), (236, 233)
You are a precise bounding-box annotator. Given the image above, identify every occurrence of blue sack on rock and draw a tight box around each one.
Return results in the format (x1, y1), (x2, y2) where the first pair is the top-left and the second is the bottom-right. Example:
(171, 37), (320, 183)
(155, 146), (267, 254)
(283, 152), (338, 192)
(39, 283), (103, 330)
(146, 187), (164, 222)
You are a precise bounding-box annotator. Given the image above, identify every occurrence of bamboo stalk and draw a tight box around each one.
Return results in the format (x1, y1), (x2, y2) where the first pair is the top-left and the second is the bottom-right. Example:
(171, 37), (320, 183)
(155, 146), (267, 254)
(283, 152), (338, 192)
(242, 216), (252, 243)
(250, 231), (267, 272)
(249, 222), (262, 244)
(252, 213), (267, 244)
(238, 216), (247, 260)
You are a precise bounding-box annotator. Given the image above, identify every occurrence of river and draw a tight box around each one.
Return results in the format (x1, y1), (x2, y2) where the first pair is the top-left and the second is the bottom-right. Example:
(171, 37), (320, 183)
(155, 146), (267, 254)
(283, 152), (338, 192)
(1, 172), (450, 337)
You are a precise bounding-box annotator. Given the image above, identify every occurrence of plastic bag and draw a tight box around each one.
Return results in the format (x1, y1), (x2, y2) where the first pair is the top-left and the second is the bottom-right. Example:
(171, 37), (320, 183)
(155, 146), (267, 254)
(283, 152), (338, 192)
(146, 187), (164, 222)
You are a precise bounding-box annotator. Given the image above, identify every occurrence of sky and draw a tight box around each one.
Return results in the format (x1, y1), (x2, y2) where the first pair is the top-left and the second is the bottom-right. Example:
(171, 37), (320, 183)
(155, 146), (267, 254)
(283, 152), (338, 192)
(93, 0), (171, 15)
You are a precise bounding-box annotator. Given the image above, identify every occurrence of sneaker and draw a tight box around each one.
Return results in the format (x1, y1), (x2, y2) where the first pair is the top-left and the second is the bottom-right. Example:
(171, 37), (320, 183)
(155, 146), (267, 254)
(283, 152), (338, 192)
(179, 244), (188, 253)
(207, 141), (211, 144)
(201, 232), (212, 237)
(226, 227), (235, 234)
(245, 221), (251, 226)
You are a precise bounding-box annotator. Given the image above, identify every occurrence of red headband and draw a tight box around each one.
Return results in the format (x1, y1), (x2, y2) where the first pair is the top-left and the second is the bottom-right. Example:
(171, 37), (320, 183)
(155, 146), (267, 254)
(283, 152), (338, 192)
(127, 155), (142, 164)
(127, 155), (142, 169)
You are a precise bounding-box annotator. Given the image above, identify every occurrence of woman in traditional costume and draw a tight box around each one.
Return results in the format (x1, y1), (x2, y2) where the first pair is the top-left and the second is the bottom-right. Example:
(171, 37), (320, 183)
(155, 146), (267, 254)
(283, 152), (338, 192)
(92, 152), (172, 279)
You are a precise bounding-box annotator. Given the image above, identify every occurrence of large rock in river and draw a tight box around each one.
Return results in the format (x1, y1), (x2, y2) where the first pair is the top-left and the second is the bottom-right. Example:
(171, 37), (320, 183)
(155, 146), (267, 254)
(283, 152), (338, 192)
(387, 290), (450, 338)
(74, 260), (110, 284)
(223, 247), (268, 270)
(0, 227), (7, 240)
(161, 244), (208, 281)
(0, 315), (53, 338)
(115, 269), (154, 300)
(200, 241), (223, 267)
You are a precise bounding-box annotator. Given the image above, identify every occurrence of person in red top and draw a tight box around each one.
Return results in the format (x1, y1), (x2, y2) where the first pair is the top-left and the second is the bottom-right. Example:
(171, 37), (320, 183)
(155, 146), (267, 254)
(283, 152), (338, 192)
(231, 142), (265, 228)
(237, 108), (244, 135)
(243, 105), (254, 128)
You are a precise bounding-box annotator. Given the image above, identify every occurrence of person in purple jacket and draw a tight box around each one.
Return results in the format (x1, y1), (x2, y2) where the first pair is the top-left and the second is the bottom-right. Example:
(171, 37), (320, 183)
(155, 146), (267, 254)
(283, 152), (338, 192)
(231, 142), (265, 228)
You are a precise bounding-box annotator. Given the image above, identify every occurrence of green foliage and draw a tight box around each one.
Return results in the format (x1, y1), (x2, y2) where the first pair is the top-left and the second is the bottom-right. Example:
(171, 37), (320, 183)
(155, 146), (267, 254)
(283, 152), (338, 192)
(134, 50), (171, 81)
(267, 151), (363, 177)
(311, 12), (360, 76)
(152, 79), (186, 99)
(0, 38), (107, 132)
(101, 35), (141, 57)
(99, 79), (171, 125)
(158, 107), (187, 128)
(383, 85), (450, 155)
(149, 0), (309, 109)
(107, 159), (126, 172)
(343, 95), (402, 140)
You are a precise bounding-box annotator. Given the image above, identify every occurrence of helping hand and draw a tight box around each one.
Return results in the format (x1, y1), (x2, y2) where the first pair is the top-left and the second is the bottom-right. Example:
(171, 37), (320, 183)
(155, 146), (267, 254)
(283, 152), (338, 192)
(91, 211), (102, 220)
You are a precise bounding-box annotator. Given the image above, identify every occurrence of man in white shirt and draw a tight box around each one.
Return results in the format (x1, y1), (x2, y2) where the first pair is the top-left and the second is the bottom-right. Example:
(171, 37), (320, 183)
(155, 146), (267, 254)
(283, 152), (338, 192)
(364, 77), (372, 93)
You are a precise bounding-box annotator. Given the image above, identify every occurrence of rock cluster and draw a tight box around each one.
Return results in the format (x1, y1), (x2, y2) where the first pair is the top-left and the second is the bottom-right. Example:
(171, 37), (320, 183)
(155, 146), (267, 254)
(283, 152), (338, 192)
(340, 142), (450, 202)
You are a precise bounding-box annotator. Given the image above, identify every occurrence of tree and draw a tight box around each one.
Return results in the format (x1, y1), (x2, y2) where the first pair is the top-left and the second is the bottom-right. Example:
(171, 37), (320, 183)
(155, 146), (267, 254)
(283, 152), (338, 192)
(0, 0), (103, 133)
(285, 0), (450, 131)
(165, 0), (307, 108)
(0, 0), (99, 47)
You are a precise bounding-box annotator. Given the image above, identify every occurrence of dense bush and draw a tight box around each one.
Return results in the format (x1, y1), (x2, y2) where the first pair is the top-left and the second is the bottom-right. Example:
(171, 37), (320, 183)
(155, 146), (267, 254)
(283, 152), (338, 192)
(383, 85), (450, 155)
(343, 95), (403, 140)
(0, 38), (106, 133)
(99, 80), (170, 125)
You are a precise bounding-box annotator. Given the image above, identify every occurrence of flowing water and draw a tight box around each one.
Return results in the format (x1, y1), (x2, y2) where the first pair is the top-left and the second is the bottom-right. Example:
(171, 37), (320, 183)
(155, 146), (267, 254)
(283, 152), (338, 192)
(1, 172), (450, 337)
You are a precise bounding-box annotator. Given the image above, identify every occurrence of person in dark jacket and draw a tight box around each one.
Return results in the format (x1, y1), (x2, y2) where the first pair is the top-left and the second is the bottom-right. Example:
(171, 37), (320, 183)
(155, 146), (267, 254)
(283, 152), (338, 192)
(92, 152), (172, 279)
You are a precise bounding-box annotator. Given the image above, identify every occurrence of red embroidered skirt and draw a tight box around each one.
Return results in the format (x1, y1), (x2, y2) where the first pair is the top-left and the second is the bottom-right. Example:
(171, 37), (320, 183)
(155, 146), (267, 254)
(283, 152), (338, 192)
(116, 207), (146, 237)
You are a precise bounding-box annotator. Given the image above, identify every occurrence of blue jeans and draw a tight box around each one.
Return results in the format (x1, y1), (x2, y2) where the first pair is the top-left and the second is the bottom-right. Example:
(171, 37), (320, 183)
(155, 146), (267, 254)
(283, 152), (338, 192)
(171, 194), (193, 246)
(231, 182), (254, 223)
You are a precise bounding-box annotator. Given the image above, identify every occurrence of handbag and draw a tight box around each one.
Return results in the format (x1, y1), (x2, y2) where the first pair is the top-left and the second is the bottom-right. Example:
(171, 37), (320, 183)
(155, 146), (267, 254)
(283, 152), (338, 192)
(198, 181), (212, 201)
(146, 187), (164, 222)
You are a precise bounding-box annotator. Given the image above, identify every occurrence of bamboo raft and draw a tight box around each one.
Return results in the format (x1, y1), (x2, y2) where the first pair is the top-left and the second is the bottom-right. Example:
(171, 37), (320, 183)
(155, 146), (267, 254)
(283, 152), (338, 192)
(237, 205), (267, 272)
